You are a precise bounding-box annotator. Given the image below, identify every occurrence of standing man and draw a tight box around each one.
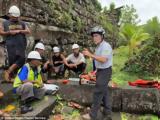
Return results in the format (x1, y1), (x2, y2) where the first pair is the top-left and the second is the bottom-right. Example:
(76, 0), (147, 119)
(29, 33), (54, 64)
(82, 26), (113, 120)
(0, 5), (30, 82)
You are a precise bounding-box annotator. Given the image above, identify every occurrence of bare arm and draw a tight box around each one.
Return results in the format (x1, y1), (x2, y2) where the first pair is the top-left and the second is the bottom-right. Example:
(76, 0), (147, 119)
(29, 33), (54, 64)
(20, 25), (31, 34)
(75, 61), (83, 66)
(22, 80), (35, 84)
(0, 24), (10, 36)
(0, 23), (30, 36)
(61, 54), (69, 66)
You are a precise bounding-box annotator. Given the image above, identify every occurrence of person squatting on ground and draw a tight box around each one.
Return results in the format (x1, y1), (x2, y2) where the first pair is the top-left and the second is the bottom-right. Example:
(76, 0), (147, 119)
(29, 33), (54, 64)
(64, 44), (86, 76)
(34, 42), (53, 81)
(13, 51), (46, 114)
(51, 46), (66, 76)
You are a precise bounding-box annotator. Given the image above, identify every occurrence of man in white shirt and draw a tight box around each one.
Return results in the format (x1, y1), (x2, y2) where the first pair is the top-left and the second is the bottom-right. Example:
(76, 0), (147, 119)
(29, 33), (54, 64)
(64, 44), (86, 75)
(82, 26), (113, 120)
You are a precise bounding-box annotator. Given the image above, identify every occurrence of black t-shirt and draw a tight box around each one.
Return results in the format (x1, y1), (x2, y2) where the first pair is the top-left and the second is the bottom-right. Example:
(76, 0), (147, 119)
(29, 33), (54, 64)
(3, 20), (27, 50)
(52, 55), (63, 67)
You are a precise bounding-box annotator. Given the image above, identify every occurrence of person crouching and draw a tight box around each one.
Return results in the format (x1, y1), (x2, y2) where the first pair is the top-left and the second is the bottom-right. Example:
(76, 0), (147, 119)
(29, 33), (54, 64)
(13, 51), (46, 114)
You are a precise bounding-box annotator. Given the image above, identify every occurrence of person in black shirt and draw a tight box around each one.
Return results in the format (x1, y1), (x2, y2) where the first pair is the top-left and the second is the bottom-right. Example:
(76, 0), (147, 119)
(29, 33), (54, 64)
(0, 6), (30, 82)
(51, 46), (66, 76)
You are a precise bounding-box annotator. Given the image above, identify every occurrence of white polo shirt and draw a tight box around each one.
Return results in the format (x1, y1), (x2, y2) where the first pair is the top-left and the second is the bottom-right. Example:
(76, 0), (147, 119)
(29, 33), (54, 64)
(94, 40), (113, 69)
(66, 53), (86, 64)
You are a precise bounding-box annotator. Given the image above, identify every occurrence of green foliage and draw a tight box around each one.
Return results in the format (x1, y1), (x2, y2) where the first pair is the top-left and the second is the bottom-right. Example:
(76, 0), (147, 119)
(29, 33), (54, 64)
(119, 24), (150, 56)
(121, 113), (158, 120)
(143, 17), (160, 37)
(109, 2), (115, 11)
(92, 0), (102, 12)
(112, 46), (158, 85)
(99, 14), (113, 33)
(63, 110), (80, 120)
(124, 34), (160, 76)
(76, 17), (82, 32)
(112, 46), (139, 85)
(103, 6), (108, 13)
(85, 58), (93, 73)
(120, 5), (140, 26)
(59, 12), (73, 29)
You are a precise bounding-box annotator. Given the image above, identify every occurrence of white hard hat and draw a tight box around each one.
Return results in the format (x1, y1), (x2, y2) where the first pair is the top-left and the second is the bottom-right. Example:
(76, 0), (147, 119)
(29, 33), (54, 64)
(53, 46), (60, 53)
(72, 44), (79, 49)
(9, 5), (20, 17)
(27, 51), (42, 60)
(34, 42), (45, 50)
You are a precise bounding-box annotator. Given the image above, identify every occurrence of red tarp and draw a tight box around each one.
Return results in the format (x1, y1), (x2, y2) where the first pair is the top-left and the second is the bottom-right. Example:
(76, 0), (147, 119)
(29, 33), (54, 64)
(128, 79), (160, 89)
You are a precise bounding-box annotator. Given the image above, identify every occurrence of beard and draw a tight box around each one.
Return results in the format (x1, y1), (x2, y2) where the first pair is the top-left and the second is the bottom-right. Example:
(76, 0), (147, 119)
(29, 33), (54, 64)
(74, 53), (79, 57)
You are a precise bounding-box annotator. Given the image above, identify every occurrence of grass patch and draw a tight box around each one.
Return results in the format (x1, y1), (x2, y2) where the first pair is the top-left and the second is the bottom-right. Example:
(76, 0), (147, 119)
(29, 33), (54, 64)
(121, 113), (159, 120)
(112, 46), (158, 86)
(112, 46), (139, 86)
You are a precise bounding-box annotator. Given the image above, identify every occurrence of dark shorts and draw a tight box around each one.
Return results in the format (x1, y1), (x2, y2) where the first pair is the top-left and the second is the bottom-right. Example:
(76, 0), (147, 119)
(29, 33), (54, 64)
(6, 41), (26, 67)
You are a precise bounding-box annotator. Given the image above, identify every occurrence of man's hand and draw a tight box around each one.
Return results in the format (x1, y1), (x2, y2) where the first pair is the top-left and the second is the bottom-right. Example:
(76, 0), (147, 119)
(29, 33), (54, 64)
(68, 64), (77, 68)
(44, 61), (50, 69)
(82, 48), (93, 58)
(9, 30), (20, 35)
(54, 61), (59, 64)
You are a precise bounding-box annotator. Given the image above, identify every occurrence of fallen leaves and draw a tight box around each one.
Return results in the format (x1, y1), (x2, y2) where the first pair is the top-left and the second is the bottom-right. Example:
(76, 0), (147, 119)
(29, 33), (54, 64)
(53, 114), (64, 120)
(68, 102), (83, 109)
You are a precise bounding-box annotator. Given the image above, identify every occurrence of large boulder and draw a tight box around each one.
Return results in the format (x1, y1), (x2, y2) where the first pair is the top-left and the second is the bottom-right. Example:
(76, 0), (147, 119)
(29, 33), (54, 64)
(56, 83), (160, 116)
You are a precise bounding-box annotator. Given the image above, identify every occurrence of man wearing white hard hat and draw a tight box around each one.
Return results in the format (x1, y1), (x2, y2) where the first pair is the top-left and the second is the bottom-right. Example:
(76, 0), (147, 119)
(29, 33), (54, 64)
(34, 42), (52, 81)
(34, 42), (45, 54)
(51, 46), (67, 77)
(64, 44), (86, 76)
(0, 5), (30, 82)
(34, 42), (48, 67)
(13, 51), (46, 114)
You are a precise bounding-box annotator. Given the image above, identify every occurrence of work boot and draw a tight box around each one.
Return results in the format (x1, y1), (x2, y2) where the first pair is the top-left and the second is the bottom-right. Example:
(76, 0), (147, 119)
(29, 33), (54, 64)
(20, 105), (33, 114)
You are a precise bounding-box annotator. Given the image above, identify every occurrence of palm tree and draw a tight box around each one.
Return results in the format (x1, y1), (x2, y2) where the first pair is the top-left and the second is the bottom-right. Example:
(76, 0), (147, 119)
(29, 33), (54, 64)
(143, 17), (160, 37)
(120, 24), (150, 56)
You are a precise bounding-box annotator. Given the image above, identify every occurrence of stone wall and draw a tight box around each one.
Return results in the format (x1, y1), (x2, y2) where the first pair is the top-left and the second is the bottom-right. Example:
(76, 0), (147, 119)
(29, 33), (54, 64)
(0, 0), (121, 67)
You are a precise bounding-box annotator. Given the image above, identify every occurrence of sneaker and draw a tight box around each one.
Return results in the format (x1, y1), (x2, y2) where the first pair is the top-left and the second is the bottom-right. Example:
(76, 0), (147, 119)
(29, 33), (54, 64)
(20, 105), (33, 114)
